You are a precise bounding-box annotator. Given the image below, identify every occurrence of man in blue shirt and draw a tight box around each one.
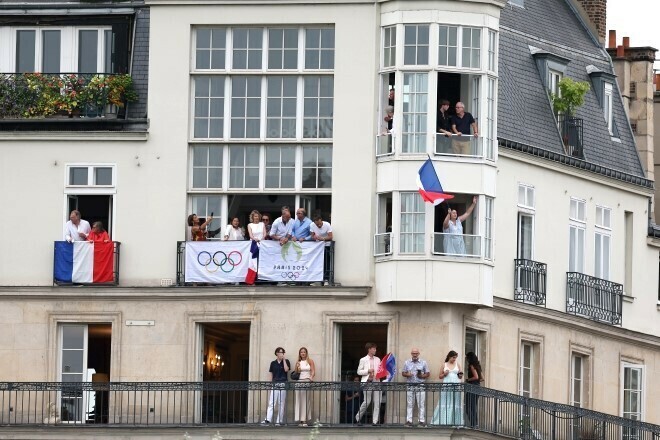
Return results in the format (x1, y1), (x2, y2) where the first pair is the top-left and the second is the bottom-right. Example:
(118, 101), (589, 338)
(291, 208), (312, 241)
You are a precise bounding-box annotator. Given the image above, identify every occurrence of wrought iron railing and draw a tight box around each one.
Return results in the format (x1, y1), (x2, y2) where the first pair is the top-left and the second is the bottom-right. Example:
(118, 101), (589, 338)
(176, 241), (335, 286)
(1, 381), (658, 438)
(53, 241), (121, 286)
(566, 272), (623, 325)
(558, 115), (584, 159)
(435, 134), (484, 158)
(514, 259), (547, 306)
(432, 233), (482, 257)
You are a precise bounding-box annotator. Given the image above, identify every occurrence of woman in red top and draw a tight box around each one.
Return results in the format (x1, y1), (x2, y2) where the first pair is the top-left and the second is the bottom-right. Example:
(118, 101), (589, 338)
(187, 214), (213, 241)
(88, 222), (110, 242)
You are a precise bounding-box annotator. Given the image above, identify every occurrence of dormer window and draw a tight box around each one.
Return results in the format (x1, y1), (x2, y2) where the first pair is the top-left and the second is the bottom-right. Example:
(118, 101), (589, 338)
(586, 65), (619, 138)
(603, 82), (613, 135)
(530, 46), (569, 97)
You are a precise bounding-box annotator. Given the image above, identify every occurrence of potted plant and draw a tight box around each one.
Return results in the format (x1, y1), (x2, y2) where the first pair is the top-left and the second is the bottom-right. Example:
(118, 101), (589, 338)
(104, 74), (138, 118)
(550, 78), (590, 156)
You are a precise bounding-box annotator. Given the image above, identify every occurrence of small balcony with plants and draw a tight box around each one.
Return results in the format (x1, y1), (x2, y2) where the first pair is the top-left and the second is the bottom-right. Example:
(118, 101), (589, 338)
(550, 78), (590, 159)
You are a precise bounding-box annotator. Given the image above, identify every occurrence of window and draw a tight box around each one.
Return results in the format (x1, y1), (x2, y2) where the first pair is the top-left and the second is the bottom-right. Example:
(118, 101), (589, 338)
(518, 184), (535, 209)
(595, 206), (611, 280)
(488, 30), (496, 72)
(519, 342), (534, 398)
(518, 213), (534, 260)
(196, 27), (226, 70)
(549, 69), (562, 97)
(302, 146), (332, 189)
(268, 28), (298, 70)
(461, 27), (481, 69)
(383, 26), (396, 68)
(191, 195), (222, 231)
(400, 192), (425, 253)
(229, 145), (260, 188)
(265, 146), (295, 188)
(43, 30), (61, 73)
(230, 76), (261, 138)
(67, 165), (114, 187)
(484, 196), (494, 260)
(485, 77), (495, 160)
(624, 211), (633, 295)
(571, 354), (583, 407)
(509, 0), (524, 7)
(438, 26), (458, 67)
(304, 28), (334, 70)
(266, 76), (297, 138)
(193, 76), (225, 139)
(232, 28), (263, 70)
(401, 72), (428, 153)
(604, 82), (614, 135)
(403, 25), (429, 65)
(569, 198), (586, 273)
(191, 146), (223, 189)
(303, 76), (334, 138)
(621, 363), (644, 439)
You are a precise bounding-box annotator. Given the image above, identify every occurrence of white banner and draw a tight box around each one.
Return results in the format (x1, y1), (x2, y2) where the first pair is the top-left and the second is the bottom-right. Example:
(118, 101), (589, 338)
(185, 241), (251, 283)
(258, 241), (325, 282)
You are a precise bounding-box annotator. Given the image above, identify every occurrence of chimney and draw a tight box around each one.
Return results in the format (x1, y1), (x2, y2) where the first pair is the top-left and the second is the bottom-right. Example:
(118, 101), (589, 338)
(623, 36), (630, 48)
(608, 29), (616, 49)
(616, 45), (624, 58)
(575, 0), (607, 43)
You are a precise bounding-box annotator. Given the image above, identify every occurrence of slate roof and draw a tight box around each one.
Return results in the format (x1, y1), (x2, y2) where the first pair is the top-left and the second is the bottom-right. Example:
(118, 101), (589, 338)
(498, 0), (647, 180)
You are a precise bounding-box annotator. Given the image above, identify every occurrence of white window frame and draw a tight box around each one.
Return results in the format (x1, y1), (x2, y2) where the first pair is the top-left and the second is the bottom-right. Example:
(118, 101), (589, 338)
(193, 27), (227, 71)
(267, 28), (299, 71)
(519, 341), (534, 398)
(382, 26), (396, 69)
(264, 145), (296, 189)
(549, 69), (562, 97)
(485, 77), (496, 160)
(65, 164), (116, 188)
(231, 27), (264, 70)
(604, 82), (614, 135)
(487, 30), (497, 73)
(401, 72), (428, 154)
(484, 196), (494, 260)
(437, 25), (458, 67)
(595, 205), (612, 280)
(58, 323), (90, 424)
(569, 198), (586, 273)
(620, 362), (645, 424)
(191, 145), (223, 190)
(303, 28), (335, 71)
(399, 191), (425, 254)
(461, 27), (482, 69)
(403, 24), (430, 66)
(570, 354), (584, 407)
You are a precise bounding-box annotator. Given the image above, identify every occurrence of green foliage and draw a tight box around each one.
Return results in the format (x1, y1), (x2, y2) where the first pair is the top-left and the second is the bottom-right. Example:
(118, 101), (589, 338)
(550, 77), (590, 117)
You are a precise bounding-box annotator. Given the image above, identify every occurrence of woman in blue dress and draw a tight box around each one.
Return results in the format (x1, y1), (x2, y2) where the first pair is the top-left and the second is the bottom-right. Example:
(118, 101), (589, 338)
(432, 350), (464, 426)
(443, 196), (477, 255)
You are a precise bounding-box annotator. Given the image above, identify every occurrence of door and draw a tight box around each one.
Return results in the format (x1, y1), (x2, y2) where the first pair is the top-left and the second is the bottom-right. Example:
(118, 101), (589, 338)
(60, 324), (89, 423)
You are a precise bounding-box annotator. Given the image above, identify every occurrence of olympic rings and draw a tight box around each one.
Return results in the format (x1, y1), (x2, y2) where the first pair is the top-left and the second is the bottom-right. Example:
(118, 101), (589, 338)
(281, 271), (301, 280)
(197, 249), (244, 273)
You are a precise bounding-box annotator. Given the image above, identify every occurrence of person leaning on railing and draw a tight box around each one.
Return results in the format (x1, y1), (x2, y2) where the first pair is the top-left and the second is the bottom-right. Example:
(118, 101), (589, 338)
(87, 221), (110, 243)
(443, 196), (477, 255)
(451, 102), (478, 155)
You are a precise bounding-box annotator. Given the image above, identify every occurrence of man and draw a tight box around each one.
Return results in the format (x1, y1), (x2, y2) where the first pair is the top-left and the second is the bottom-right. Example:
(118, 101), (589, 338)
(262, 347), (290, 426)
(356, 342), (382, 426)
(291, 208), (312, 242)
(402, 347), (430, 427)
(63, 210), (91, 242)
(436, 99), (453, 137)
(451, 101), (479, 155)
(269, 206), (294, 244)
(310, 215), (333, 286)
(261, 213), (272, 240)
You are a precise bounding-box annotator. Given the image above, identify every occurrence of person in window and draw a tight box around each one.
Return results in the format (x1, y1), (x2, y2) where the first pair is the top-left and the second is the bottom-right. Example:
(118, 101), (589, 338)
(291, 208), (312, 242)
(64, 210), (91, 242)
(224, 217), (245, 241)
(261, 213), (272, 240)
(443, 196), (477, 255)
(270, 206), (294, 244)
(187, 213), (213, 241)
(436, 99), (453, 137)
(451, 102), (478, 155)
(384, 105), (394, 133)
(247, 210), (266, 242)
(87, 222), (110, 243)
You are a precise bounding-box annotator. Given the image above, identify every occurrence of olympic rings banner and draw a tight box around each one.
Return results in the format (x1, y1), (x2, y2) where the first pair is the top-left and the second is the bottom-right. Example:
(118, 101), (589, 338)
(257, 241), (324, 282)
(185, 241), (251, 283)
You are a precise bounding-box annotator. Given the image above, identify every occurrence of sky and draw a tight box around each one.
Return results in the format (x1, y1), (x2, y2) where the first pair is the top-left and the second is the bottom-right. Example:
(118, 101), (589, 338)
(606, 0), (660, 69)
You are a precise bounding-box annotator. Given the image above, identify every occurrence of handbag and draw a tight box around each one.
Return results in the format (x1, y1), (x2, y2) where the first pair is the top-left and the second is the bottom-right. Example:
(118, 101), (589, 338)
(290, 370), (301, 381)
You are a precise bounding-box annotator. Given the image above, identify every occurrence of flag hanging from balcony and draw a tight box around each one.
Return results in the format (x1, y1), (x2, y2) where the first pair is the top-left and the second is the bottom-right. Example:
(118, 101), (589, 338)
(53, 241), (114, 284)
(245, 240), (259, 285)
(417, 158), (454, 205)
(185, 241), (251, 283)
(376, 353), (396, 382)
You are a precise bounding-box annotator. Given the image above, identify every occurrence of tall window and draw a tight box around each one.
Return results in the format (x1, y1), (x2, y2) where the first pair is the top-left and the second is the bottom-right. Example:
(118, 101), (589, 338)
(266, 76), (297, 138)
(191, 145), (223, 189)
(485, 77), (496, 160)
(488, 30), (496, 72)
(403, 25), (429, 65)
(571, 354), (583, 407)
(268, 28), (298, 70)
(461, 27), (481, 69)
(400, 192), (425, 253)
(621, 363), (644, 439)
(383, 26), (396, 68)
(484, 196), (494, 260)
(304, 28), (335, 70)
(193, 76), (225, 139)
(402, 73), (428, 153)
(303, 76), (334, 138)
(195, 27), (226, 70)
(229, 145), (260, 188)
(232, 28), (263, 69)
(569, 198), (586, 273)
(517, 184), (535, 260)
(594, 206), (611, 280)
(230, 76), (261, 138)
(302, 146), (332, 188)
(438, 25), (458, 67)
(604, 82), (614, 135)
(519, 342), (534, 398)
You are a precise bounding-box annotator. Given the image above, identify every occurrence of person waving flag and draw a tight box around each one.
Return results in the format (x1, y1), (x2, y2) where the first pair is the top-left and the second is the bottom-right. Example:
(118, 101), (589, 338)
(417, 158), (454, 205)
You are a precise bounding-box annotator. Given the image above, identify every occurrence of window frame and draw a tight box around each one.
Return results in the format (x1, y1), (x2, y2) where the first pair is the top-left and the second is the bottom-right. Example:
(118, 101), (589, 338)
(401, 72), (429, 154)
(604, 82), (614, 135)
(570, 353), (583, 407)
(568, 198), (586, 274)
(484, 196), (494, 260)
(382, 26), (397, 69)
(461, 26), (482, 69)
(403, 24), (430, 66)
(620, 362), (645, 423)
(65, 164), (116, 188)
(399, 191), (426, 254)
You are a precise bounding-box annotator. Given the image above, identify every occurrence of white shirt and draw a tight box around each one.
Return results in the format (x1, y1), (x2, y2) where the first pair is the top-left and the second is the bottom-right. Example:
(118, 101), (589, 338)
(310, 221), (332, 246)
(63, 219), (91, 242)
(247, 222), (265, 241)
(224, 225), (245, 241)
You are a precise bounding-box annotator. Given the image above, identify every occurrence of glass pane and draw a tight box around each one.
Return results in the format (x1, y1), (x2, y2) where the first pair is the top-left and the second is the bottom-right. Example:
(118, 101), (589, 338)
(320, 51), (334, 69)
(306, 29), (320, 48)
(193, 168), (207, 188)
(305, 50), (319, 69)
(302, 168), (316, 188)
(197, 29), (211, 49)
(42, 30), (61, 73)
(104, 30), (113, 73)
(62, 325), (85, 349)
(283, 50), (297, 69)
(211, 49), (225, 69)
(318, 168), (332, 188)
(303, 148), (317, 166)
(194, 119), (208, 138)
(229, 146), (244, 166)
(210, 98), (223, 117)
(404, 47), (415, 65)
(281, 168), (295, 188)
(281, 146), (295, 166)
(269, 29), (283, 49)
(321, 29), (335, 48)
(248, 50), (262, 69)
(208, 147), (222, 166)
(317, 146), (332, 166)
(265, 147), (280, 167)
(79, 30), (99, 73)
(62, 350), (84, 374)
(233, 29), (248, 48)
(208, 168), (222, 188)
(418, 25), (429, 44)
(69, 167), (88, 185)
(209, 119), (223, 138)
(193, 146), (208, 166)
(195, 77), (210, 97)
(245, 167), (259, 188)
(16, 30), (36, 73)
(245, 146), (260, 166)
(212, 28), (226, 49)
(233, 50), (247, 69)
(95, 167), (112, 185)
(229, 169), (243, 187)
(196, 50), (210, 69)
(265, 169), (279, 188)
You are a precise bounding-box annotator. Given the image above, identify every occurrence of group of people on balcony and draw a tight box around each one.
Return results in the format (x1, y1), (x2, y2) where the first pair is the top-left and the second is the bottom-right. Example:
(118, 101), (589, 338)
(63, 210), (110, 243)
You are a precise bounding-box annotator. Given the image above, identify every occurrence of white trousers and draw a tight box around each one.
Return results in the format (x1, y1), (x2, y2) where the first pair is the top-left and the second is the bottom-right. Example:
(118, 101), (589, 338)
(265, 383), (287, 424)
(356, 385), (381, 424)
(406, 386), (426, 423)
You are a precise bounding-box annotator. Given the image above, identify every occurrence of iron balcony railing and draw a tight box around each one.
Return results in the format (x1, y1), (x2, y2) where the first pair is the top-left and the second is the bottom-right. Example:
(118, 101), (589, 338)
(514, 259), (547, 306)
(558, 115), (584, 159)
(432, 233), (482, 258)
(1, 381), (659, 439)
(53, 241), (121, 286)
(176, 241), (335, 286)
(566, 272), (623, 325)
(435, 134), (484, 158)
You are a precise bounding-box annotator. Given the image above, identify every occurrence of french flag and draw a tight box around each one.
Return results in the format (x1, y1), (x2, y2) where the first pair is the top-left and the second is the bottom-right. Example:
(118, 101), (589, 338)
(417, 158), (454, 205)
(245, 240), (259, 285)
(376, 353), (396, 382)
(53, 241), (114, 283)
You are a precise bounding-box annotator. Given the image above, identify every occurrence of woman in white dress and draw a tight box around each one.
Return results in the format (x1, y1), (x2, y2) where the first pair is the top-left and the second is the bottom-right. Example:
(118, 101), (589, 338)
(247, 210), (265, 242)
(443, 196), (477, 255)
(223, 217), (245, 241)
(432, 350), (464, 426)
(294, 347), (316, 426)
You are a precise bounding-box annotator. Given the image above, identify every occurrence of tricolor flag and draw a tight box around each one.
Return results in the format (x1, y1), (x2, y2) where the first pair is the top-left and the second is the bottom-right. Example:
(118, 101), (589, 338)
(376, 353), (396, 382)
(245, 240), (259, 285)
(417, 158), (454, 205)
(54, 241), (114, 284)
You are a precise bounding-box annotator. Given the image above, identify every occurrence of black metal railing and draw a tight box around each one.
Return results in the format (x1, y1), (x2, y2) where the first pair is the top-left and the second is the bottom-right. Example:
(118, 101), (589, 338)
(558, 115), (584, 159)
(53, 241), (121, 286)
(1, 382), (659, 439)
(514, 259), (547, 306)
(0, 72), (136, 119)
(566, 272), (623, 325)
(176, 241), (335, 286)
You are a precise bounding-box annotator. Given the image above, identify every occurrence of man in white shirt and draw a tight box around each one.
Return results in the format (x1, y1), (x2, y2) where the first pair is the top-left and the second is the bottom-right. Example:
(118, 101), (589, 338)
(310, 215), (333, 245)
(63, 210), (91, 242)
(355, 342), (382, 426)
(269, 206), (294, 245)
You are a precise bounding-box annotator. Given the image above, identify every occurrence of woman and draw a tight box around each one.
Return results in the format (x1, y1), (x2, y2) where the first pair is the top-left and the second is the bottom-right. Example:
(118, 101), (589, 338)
(87, 221), (110, 242)
(223, 217), (245, 241)
(187, 213), (213, 241)
(443, 196), (477, 255)
(294, 347), (316, 426)
(247, 210), (265, 242)
(432, 350), (463, 426)
(465, 352), (484, 427)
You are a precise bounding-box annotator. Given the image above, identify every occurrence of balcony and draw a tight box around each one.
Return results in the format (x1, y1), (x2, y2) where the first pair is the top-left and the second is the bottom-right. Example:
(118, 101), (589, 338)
(435, 134), (484, 158)
(514, 259), (547, 306)
(433, 233), (482, 257)
(1, 381), (658, 439)
(53, 241), (120, 286)
(558, 115), (584, 158)
(566, 272), (623, 325)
